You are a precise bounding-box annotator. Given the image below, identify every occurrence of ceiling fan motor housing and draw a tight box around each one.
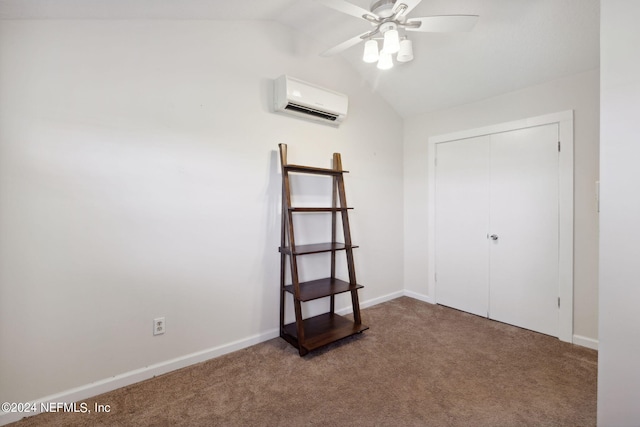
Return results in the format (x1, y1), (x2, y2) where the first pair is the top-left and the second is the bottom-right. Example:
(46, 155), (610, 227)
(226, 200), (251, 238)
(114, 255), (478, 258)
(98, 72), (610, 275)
(379, 21), (398, 34)
(370, 0), (397, 18)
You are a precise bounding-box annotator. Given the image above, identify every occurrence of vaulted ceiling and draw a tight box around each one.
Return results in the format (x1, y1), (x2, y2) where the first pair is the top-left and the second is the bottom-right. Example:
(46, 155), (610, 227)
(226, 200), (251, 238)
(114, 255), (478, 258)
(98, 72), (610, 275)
(0, 0), (600, 117)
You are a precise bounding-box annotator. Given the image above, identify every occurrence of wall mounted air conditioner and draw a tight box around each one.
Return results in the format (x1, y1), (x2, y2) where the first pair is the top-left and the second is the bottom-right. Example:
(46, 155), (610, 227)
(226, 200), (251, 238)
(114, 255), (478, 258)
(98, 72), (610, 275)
(274, 75), (348, 126)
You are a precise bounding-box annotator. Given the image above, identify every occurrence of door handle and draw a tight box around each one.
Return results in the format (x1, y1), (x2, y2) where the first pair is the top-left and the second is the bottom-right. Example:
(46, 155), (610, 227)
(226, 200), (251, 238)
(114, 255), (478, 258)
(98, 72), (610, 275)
(489, 234), (499, 241)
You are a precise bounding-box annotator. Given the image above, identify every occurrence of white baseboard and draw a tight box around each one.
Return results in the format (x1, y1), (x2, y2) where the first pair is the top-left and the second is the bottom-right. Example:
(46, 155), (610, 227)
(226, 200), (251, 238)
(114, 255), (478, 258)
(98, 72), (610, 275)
(0, 328), (279, 426)
(3, 290), (587, 427)
(403, 290), (435, 304)
(573, 334), (599, 350)
(335, 290), (405, 315)
(403, 292), (599, 352)
(362, 290), (406, 308)
(1, 292), (410, 426)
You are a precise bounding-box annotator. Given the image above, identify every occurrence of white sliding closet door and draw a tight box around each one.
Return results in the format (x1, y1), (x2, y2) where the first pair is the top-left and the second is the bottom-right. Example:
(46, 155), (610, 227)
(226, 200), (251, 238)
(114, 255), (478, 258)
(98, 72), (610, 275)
(435, 123), (560, 337)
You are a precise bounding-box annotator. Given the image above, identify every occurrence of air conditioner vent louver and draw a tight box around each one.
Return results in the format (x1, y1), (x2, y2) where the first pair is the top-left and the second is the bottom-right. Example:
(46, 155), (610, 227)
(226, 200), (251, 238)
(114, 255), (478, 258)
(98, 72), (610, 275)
(274, 75), (348, 127)
(284, 103), (339, 121)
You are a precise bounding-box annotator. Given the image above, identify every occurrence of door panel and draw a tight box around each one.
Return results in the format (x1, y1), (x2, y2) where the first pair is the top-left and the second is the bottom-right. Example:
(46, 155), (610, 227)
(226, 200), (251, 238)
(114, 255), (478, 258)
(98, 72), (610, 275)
(489, 124), (559, 336)
(435, 136), (490, 317)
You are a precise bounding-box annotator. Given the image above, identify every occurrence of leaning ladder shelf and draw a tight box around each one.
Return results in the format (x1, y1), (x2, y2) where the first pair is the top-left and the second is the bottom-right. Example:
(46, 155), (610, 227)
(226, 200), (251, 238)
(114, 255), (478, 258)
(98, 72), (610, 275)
(278, 143), (368, 356)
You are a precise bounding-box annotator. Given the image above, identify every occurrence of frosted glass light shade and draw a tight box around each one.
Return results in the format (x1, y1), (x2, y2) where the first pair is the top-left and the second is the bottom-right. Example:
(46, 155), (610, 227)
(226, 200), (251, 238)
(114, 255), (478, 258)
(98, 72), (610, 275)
(382, 29), (400, 54)
(377, 52), (393, 70)
(397, 38), (414, 63)
(363, 39), (379, 63)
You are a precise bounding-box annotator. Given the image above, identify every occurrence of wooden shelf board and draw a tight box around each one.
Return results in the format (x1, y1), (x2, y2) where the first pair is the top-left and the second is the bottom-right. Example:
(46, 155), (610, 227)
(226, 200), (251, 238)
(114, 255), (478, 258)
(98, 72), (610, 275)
(289, 207), (353, 212)
(284, 277), (363, 301)
(282, 313), (368, 352)
(279, 242), (359, 255)
(284, 164), (349, 175)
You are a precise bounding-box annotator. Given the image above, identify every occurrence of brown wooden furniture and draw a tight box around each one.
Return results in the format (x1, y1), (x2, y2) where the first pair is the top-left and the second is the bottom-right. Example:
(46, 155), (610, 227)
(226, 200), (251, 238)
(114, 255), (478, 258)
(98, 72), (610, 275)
(278, 143), (368, 356)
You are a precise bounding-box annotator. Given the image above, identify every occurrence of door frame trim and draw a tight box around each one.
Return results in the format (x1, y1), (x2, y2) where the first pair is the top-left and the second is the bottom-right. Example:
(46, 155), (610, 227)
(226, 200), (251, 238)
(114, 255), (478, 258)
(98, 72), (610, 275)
(427, 110), (574, 343)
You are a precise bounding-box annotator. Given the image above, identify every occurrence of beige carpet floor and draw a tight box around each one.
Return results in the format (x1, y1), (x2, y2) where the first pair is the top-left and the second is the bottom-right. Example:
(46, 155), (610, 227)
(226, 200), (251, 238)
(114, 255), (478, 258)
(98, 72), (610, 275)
(10, 297), (597, 426)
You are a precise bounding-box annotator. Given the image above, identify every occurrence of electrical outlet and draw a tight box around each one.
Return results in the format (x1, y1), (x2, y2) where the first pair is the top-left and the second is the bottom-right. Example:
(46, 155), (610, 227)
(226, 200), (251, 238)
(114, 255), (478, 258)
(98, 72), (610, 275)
(153, 317), (165, 336)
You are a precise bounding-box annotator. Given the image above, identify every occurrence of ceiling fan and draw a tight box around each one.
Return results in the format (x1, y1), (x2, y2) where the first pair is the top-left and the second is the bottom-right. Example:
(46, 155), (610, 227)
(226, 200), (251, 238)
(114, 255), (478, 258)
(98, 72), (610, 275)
(316, 0), (478, 69)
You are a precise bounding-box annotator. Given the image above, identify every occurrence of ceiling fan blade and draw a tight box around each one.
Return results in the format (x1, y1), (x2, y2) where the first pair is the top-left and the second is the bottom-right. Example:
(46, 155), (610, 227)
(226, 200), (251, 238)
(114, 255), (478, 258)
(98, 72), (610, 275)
(320, 31), (370, 57)
(405, 15), (479, 32)
(392, 0), (422, 17)
(314, 0), (379, 21)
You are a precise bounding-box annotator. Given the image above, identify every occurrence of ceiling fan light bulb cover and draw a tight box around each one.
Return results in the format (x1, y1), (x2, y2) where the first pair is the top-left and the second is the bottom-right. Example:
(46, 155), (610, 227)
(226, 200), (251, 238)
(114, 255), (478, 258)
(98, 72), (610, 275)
(377, 52), (394, 70)
(363, 39), (379, 63)
(383, 29), (400, 54)
(397, 38), (414, 62)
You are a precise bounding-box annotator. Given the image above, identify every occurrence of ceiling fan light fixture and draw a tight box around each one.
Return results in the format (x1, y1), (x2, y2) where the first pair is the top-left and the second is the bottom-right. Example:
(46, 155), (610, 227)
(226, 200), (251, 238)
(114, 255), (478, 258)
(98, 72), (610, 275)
(377, 52), (394, 70)
(363, 39), (379, 63)
(316, 0), (480, 71)
(382, 28), (400, 54)
(397, 38), (414, 62)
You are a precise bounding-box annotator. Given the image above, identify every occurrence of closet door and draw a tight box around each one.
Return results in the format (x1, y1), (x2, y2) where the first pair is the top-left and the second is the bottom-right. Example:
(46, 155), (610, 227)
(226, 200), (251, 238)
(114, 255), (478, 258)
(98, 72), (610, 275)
(435, 124), (560, 337)
(488, 124), (559, 336)
(434, 136), (490, 317)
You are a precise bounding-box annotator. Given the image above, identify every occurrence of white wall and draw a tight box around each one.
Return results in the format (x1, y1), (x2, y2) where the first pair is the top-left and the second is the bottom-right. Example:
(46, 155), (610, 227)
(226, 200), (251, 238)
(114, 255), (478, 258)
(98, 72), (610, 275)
(0, 19), (404, 407)
(403, 69), (600, 343)
(598, 1), (640, 424)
